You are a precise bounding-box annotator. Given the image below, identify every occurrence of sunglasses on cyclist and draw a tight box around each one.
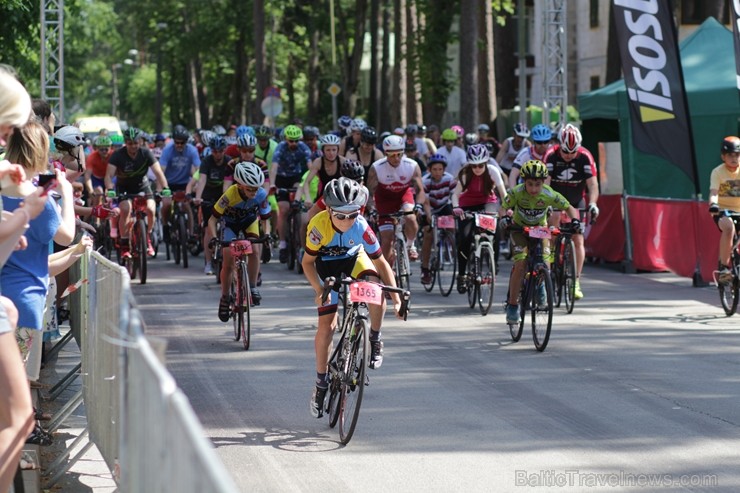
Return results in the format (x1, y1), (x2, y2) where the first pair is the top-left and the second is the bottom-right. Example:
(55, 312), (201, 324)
(470, 163), (486, 169)
(385, 151), (403, 158)
(533, 140), (549, 145)
(331, 210), (360, 220)
(174, 140), (186, 145)
(239, 146), (256, 152)
(239, 185), (260, 193)
(287, 139), (299, 144)
(98, 147), (110, 152)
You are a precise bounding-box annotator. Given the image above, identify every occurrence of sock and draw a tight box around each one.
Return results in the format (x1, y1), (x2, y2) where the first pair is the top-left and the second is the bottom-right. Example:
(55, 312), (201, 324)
(315, 372), (328, 388)
(279, 240), (287, 249)
(369, 330), (381, 341)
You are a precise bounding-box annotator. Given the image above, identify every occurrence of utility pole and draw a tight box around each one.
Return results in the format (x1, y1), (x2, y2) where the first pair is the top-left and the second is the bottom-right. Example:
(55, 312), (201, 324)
(155, 22), (168, 134)
(41, 0), (65, 121)
(542, 0), (567, 126)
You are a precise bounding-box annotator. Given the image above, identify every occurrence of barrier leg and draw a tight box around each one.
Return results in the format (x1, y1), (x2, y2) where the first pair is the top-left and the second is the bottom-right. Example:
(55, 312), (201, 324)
(46, 390), (83, 433)
(48, 362), (81, 401)
(45, 329), (75, 361)
(43, 429), (94, 489)
(621, 192), (636, 274)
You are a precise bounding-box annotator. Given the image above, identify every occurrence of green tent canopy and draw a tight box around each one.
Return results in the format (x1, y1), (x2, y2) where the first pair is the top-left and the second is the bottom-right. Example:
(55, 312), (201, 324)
(578, 17), (740, 198)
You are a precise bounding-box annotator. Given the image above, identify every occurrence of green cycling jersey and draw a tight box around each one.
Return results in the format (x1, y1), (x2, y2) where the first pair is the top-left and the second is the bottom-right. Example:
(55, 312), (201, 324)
(501, 183), (571, 227)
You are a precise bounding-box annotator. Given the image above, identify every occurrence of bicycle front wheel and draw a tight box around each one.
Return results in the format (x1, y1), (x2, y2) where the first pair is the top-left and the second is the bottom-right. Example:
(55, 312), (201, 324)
(719, 276), (739, 316)
(509, 281), (525, 342)
(137, 219), (148, 284)
(437, 233), (457, 297)
(231, 269), (242, 341)
(466, 249), (477, 309)
(179, 215), (189, 269)
(563, 239), (577, 314)
(478, 243), (495, 316)
(532, 266), (554, 352)
(395, 241), (410, 289)
(339, 316), (368, 445)
(241, 263), (251, 350)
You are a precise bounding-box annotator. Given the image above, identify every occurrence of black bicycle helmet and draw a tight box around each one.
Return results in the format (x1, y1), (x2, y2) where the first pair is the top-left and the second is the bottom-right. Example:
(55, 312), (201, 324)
(340, 160), (365, 181)
(361, 126), (377, 144)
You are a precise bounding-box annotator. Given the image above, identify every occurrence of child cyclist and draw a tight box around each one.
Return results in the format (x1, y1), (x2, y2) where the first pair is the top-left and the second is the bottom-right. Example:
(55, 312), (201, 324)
(420, 153), (457, 284)
(501, 160), (581, 325)
(302, 177), (402, 418)
(210, 162), (271, 322)
(451, 144), (508, 292)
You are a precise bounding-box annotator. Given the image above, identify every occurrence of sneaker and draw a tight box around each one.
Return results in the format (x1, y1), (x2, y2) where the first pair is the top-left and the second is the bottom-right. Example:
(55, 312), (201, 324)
(310, 385), (327, 418)
(499, 240), (510, 255)
(369, 339), (384, 369)
(718, 267), (734, 285)
(506, 303), (520, 324)
(457, 274), (467, 294)
(421, 268), (432, 285)
(121, 248), (132, 260)
(574, 279), (584, 300)
(217, 296), (230, 322)
(147, 238), (155, 257)
(279, 248), (289, 263)
(537, 283), (547, 306)
(250, 288), (261, 306)
(204, 262), (214, 275)
(408, 245), (419, 261)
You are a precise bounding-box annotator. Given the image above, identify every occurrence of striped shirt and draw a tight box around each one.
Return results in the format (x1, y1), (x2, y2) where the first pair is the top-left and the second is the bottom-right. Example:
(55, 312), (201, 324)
(423, 172), (457, 212)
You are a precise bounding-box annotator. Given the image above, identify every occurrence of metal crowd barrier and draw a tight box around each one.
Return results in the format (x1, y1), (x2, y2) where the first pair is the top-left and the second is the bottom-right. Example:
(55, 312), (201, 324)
(46, 250), (239, 492)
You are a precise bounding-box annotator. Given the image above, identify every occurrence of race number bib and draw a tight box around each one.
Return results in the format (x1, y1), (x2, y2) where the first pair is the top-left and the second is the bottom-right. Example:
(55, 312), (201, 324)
(349, 281), (383, 306)
(230, 239), (253, 256)
(436, 215), (455, 229)
(475, 214), (497, 232)
(527, 226), (551, 239)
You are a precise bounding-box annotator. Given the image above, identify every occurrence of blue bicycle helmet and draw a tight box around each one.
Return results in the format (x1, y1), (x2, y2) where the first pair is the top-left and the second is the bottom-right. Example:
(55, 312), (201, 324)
(530, 124), (552, 143)
(236, 125), (251, 137)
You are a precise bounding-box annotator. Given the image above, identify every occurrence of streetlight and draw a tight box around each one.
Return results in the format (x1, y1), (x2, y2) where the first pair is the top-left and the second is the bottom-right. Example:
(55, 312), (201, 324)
(155, 22), (168, 134)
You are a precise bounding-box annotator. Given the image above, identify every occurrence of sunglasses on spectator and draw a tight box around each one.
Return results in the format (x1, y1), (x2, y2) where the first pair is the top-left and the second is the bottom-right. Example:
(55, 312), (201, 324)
(331, 210), (360, 220)
(175, 140), (186, 145)
(385, 151), (403, 158)
(239, 146), (255, 152)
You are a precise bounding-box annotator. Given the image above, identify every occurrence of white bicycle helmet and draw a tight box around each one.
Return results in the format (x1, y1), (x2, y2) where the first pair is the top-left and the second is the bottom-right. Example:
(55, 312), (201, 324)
(323, 177), (367, 212)
(233, 161), (265, 187)
(466, 144), (489, 165)
(382, 135), (405, 152)
(236, 134), (257, 148)
(54, 125), (85, 149)
(320, 134), (341, 147)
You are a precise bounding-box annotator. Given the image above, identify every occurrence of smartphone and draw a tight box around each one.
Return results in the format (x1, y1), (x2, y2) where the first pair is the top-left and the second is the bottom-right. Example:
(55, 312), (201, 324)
(38, 174), (57, 196)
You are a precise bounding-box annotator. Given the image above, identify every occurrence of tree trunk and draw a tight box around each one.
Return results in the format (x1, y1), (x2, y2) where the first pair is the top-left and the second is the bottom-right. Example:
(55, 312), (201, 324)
(406, 1), (422, 125)
(287, 57), (295, 122)
(493, 15), (517, 112)
(369, 0), (380, 126)
(233, 3), (247, 124)
(393, 0), (408, 126)
(307, 28), (321, 119)
(253, 0), (267, 124)
(459, 0), (478, 131)
(478, 0), (496, 126)
(345, 0), (368, 115)
(380, 0), (393, 131)
(419, 0), (456, 127)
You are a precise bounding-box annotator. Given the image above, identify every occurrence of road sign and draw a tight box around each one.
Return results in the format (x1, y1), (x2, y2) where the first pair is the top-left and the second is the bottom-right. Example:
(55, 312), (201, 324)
(261, 96), (283, 118)
(327, 83), (341, 97)
(264, 86), (281, 99)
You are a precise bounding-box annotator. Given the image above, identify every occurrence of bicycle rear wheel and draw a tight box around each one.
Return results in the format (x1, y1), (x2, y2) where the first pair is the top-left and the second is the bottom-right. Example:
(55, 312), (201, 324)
(241, 264), (251, 350)
(421, 254), (436, 292)
(231, 269), (241, 341)
(719, 276), (739, 316)
(339, 316), (368, 445)
(327, 325), (349, 429)
(136, 219), (148, 284)
(478, 244), (495, 316)
(437, 233), (457, 297)
(178, 215), (189, 269)
(532, 266), (554, 352)
(563, 239), (577, 314)
(466, 249), (477, 308)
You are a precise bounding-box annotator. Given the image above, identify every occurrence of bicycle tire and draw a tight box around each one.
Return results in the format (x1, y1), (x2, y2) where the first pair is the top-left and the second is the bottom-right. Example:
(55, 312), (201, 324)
(172, 220), (181, 265)
(231, 268), (242, 341)
(339, 316), (368, 445)
(151, 216), (162, 259)
(287, 214), (297, 271)
(327, 314), (352, 429)
(137, 219), (148, 284)
(179, 215), (189, 269)
(552, 237), (563, 307)
(466, 248), (477, 309)
(719, 277), (739, 316)
(437, 233), (457, 297)
(532, 266), (554, 352)
(478, 243), (495, 316)
(512, 277), (527, 342)
(394, 240), (410, 289)
(213, 245), (222, 285)
(563, 239), (577, 314)
(241, 263), (251, 350)
(421, 247), (436, 292)
(292, 211), (302, 273)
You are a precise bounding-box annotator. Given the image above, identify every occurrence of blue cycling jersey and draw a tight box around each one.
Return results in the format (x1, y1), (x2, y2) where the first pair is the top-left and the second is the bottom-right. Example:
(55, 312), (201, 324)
(272, 141), (312, 177)
(160, 142), (201, 185)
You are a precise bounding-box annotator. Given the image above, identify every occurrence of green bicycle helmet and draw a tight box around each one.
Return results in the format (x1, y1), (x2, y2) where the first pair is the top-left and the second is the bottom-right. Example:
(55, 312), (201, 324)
(283, 124), (303, 141)
(93, 136), (112, 147)
(520, 160), (549, 180)
(441, 128), (458, 141)
(124, 127), (141, 142)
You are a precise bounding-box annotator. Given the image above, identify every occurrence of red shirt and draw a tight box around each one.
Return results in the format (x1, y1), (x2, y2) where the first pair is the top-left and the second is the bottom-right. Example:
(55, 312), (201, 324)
(87, 151), (109, 179)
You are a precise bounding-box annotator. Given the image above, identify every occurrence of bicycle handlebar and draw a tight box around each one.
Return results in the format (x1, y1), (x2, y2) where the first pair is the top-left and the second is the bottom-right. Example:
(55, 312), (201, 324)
(321, 276), (412, 321)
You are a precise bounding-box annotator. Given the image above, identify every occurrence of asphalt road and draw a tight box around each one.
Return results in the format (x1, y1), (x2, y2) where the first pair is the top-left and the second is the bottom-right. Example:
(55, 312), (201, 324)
(133, 250), (739, 492)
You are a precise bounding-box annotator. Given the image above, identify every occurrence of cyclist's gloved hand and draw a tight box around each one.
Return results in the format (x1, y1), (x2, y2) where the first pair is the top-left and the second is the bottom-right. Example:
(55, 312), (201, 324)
(91, 204), (113, 219)
(291, 200), (302, 210)
(160, 188), (172, 197)
(452, 207), (464, 218)
(709, 203), (720, 214)
(500, 216), (512, 229)
(571, 218), (584, 234)
(588, 202), (600, 219)
(105, 189), (116, 199)
(208, 237), (219, 249)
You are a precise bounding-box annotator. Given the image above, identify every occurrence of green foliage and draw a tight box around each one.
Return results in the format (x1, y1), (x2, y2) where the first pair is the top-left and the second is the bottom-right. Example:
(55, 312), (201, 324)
(492, 0), (516, 25)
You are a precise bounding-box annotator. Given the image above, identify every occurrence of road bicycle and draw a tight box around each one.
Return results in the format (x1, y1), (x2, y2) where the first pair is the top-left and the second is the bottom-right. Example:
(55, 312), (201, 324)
(228, 235), (270, 350)
(460, 212), (497, 316)
(506, 224), (556, 352)
(551, 222), (577, 313)
(420, 214), (457, 296)
(321, 276), (410, 444)
(169, 190), (191, 269)
(276, 187), (304, 273)
(114, 192), (153, 285)
(151, 196), (165, 259)
(714, 211), (740, 316)
(378, 210), (416, 290)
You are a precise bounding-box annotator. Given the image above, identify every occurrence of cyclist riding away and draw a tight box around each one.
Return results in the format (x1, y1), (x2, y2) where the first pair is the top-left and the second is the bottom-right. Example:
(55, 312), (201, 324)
(212, 162), (271, 321)
(543, 123), (598, 300)
(709, 136), (740, 284)
(366, 135), (429, 263)
(302, 177), (402, 418)
(502, 160), (581, 324)
(105, 127), (169, 258)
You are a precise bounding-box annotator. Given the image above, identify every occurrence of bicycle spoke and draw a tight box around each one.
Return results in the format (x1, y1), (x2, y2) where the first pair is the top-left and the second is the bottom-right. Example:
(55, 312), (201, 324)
(478, 244), (495, 316)
(532, 267), (554, 351)
(437, 233), (457, 297)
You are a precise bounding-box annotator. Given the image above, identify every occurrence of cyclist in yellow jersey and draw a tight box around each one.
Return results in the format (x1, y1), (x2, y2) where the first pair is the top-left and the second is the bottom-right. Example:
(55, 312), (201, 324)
(709, 136), (740, 284)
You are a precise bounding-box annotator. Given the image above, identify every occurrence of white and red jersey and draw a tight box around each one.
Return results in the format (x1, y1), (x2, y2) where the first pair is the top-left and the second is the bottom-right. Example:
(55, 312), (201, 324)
(372, 156), (417, 210)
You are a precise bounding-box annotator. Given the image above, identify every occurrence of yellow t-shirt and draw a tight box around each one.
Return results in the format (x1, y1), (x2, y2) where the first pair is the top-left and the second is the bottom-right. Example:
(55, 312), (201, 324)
(710, 163), (740, 211)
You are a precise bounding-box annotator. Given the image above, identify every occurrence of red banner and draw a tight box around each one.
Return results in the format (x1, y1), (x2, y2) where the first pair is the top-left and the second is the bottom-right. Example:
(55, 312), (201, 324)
(693, 201), (721, 282)
(585, 195), (624, 262)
